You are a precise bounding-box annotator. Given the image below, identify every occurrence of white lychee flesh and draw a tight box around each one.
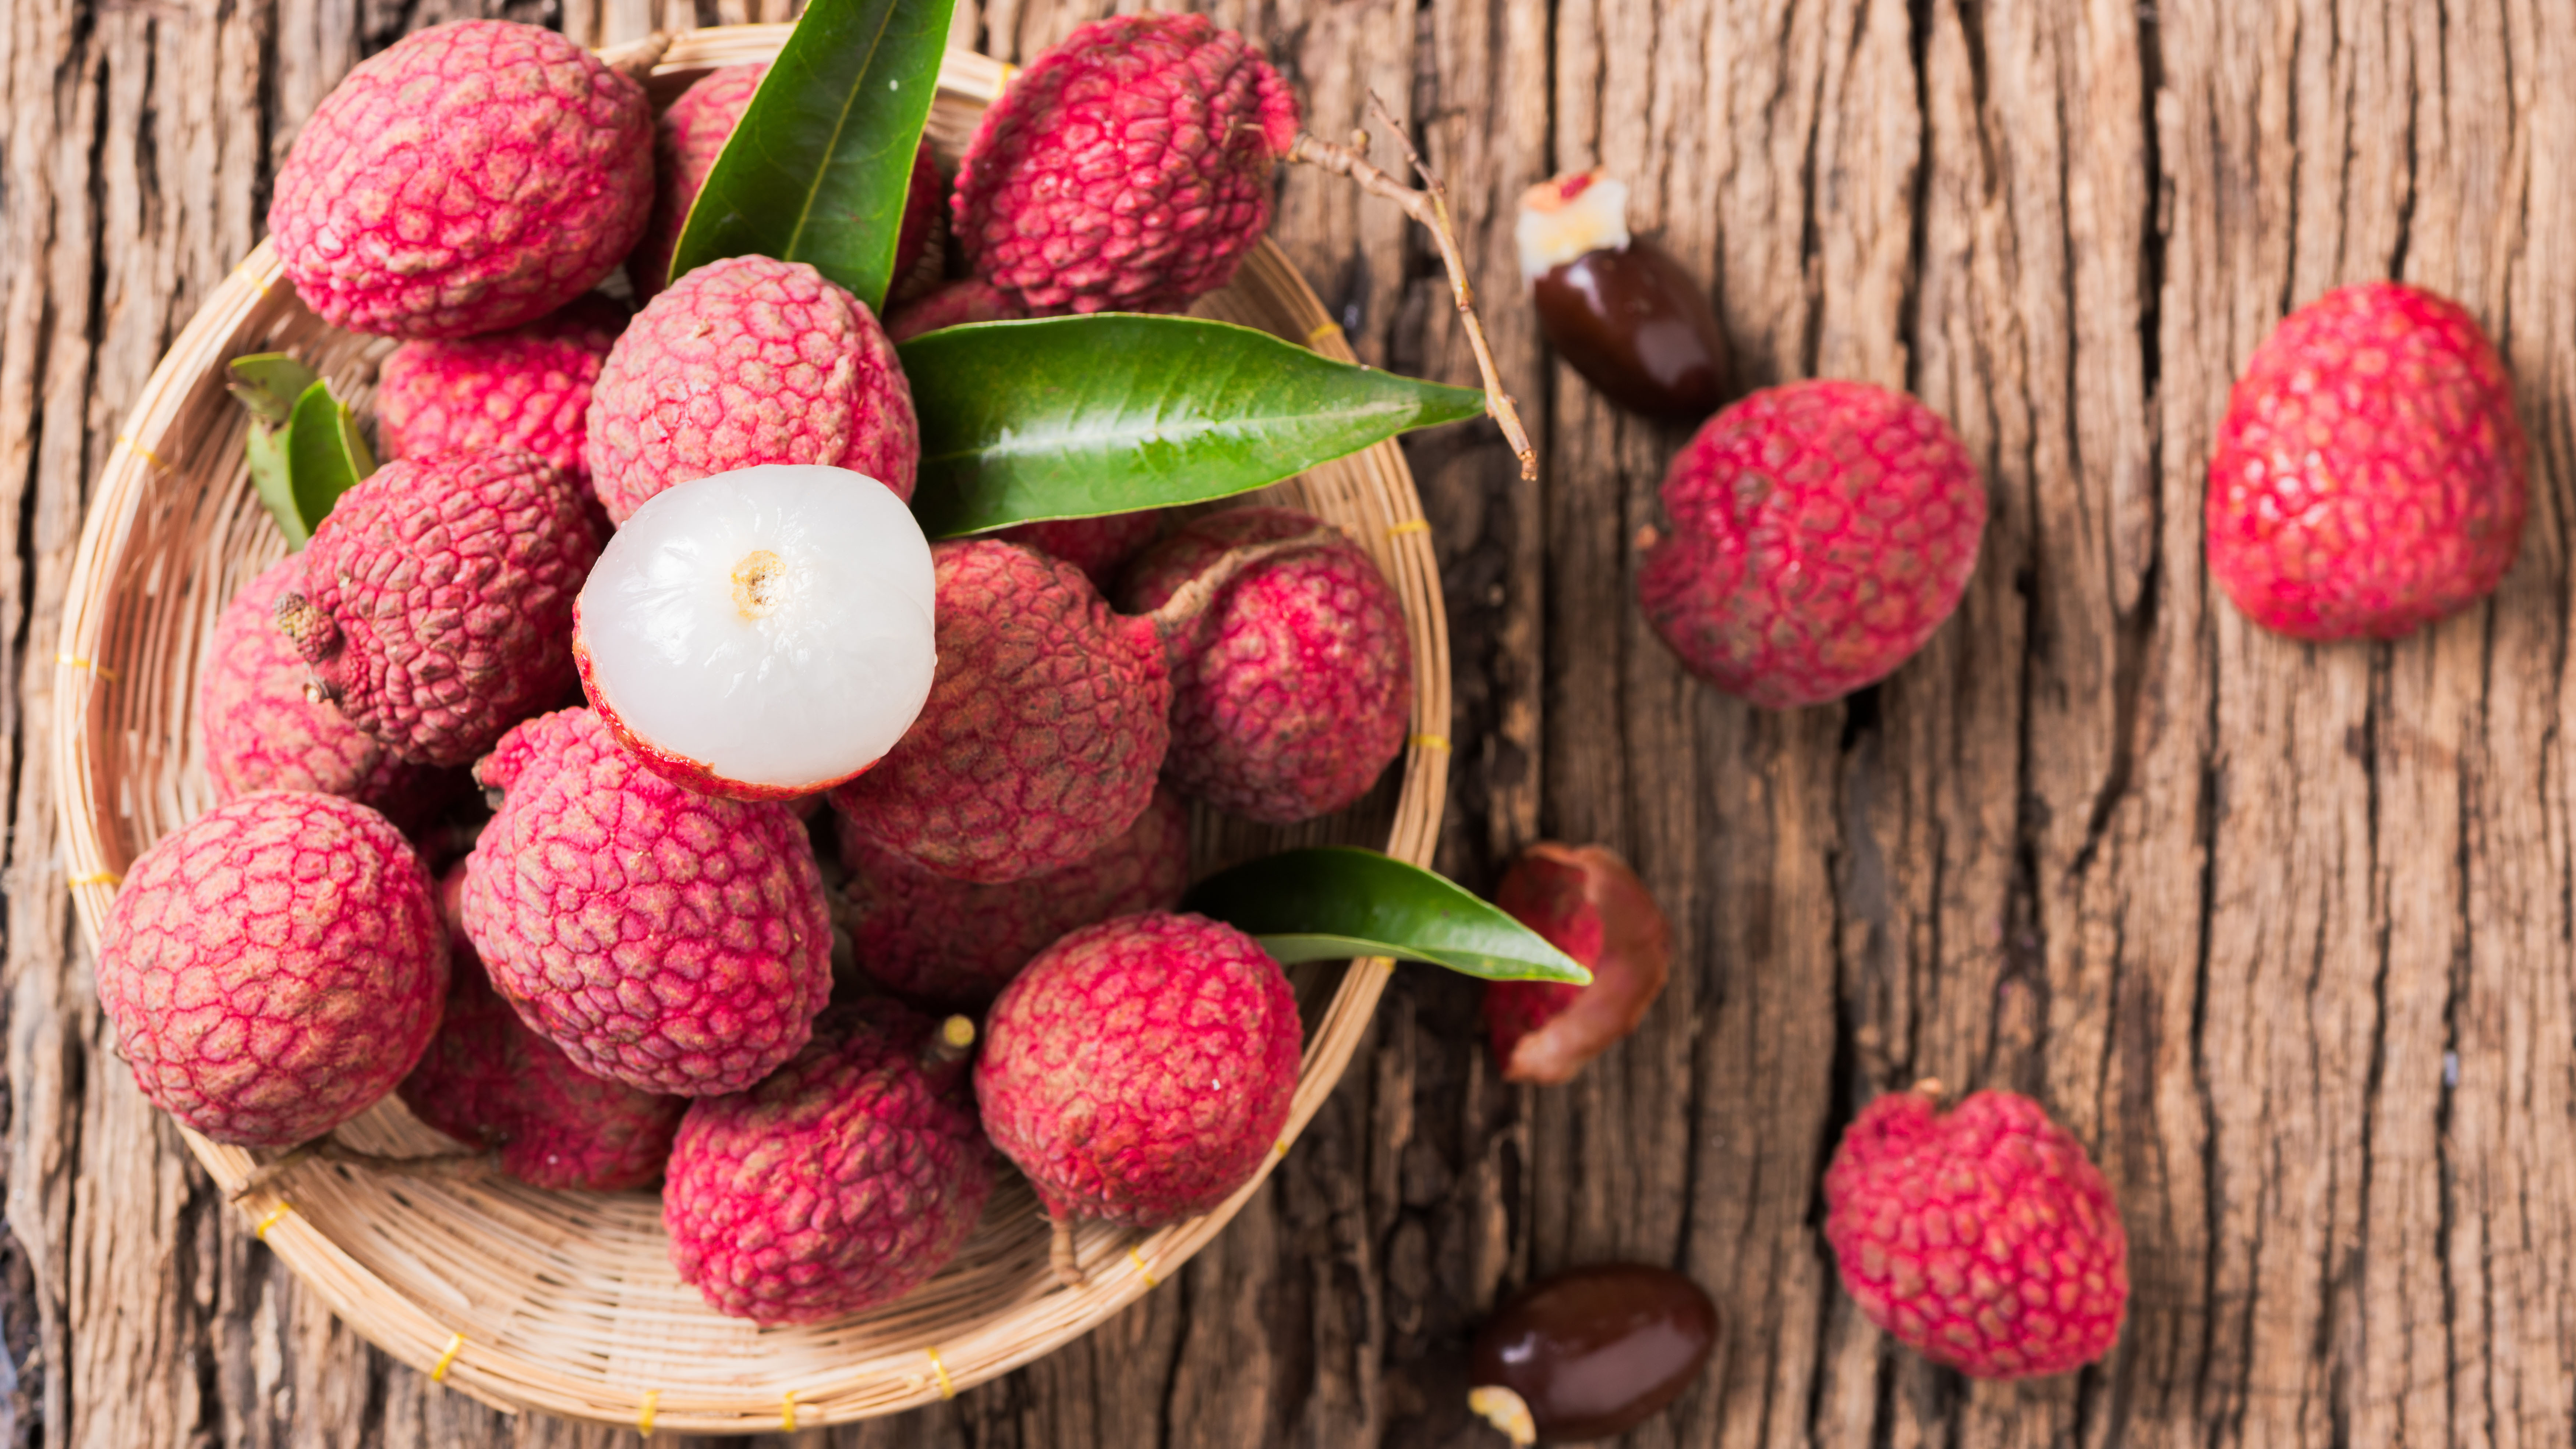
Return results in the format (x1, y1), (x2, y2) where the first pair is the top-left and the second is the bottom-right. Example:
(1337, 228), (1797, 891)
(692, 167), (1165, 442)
(576, 464), (937, 795)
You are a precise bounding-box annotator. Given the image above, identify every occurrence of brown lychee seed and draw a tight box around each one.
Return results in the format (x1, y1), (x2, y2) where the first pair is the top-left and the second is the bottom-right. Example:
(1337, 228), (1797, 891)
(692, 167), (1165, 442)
(1481, 843), (1672, 1085)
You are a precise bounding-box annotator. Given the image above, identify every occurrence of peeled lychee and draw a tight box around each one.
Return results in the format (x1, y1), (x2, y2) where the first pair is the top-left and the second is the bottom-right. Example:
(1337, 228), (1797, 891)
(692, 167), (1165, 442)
(2207, 281), (2529, 640)
(884, 278), (1026, 344)
(586, 254), (920, 522)
(198, 554), (465, 832)
(664, 1007), (992, 1325)
(96, 791), (447, 1147)
(275, 449), (602, 768)
(267, 20), (653, 339)
(574, 465), (936, 800)
(976, 913), (1302, 1246)
(953, 13), (1301, 315)
(998, 510), (1161, 591)
(375, 294), (628, 489)
(1482, 843), (1671, 1085)
(460, 708), (834, 1097)
(833, 786), (1190, 1008)
(1118, 508), (1412, 823)
(1638, 380), (1985, 709)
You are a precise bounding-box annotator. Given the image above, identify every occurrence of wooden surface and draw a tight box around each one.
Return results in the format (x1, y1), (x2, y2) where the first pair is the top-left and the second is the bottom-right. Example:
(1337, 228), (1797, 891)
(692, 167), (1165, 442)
(6, 0), (2574, 1444)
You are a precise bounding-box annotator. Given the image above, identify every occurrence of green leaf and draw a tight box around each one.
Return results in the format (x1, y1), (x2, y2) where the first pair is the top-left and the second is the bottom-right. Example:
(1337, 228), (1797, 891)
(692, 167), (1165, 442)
(244, 421), (305, 549)
(902, 316), (1490, 538)
(666, 0), (955, 311)
(227, 353), (320, 423)
(283, 379), (375, 536)
(1183, 847), (1591, 985)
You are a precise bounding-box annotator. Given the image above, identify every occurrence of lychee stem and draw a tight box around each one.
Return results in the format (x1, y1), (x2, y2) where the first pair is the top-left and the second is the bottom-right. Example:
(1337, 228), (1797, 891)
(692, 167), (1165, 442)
(272, 592), (341, 666)
(1139, 524), (1345, 655)
(596, 30), (673, 85)
(227, 1137), (497, 1203)
(1285, 94), (1538, 483)
(1049, 1214), (1087, 1288)
(923, 1014), (977, 1072)
(1465, 1384), (1539, 1446)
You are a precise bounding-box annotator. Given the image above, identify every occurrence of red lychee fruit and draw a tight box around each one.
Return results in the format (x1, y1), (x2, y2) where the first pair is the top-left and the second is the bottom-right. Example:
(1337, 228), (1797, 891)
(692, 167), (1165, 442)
(997, 509), (1161, 591)
(1481, 843), (1671, 1085)
(375, 294), (628, 489)
(664, 1007), (992, 1325)
(1823, 1084), (2127, 1379)
(832, 786), (1190, 1009)
(975, 913), (1302, 1268)
(953, 13), (1301, 315)
(1638, 380), (1985, 709)
(460, 708), (834, 1097)
(884, 278), (1027, 344)
(267, 20), (653, 339)
(2207, 281), (2529, 641)
(198, 554), (466, 832)
(585, 254), (920, 523)
(1118, 507), (1412, 823)
(96, 791), (448, 1147)
(274, 449), (601, 768)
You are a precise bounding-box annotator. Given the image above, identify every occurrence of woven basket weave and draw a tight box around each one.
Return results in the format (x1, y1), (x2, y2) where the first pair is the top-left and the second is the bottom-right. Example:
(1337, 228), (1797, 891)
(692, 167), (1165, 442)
(50, 29), (1451, 1434)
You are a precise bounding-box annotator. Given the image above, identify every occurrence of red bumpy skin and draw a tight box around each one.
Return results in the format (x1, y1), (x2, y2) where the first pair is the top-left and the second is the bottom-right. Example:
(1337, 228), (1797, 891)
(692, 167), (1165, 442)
(664, 1007), (993, 1325)
(198, 554), (465, 832)
(997, 509), (1161, 590)
(460, 708), (834, 1096)
(376, 294), (629, 489)
(1823, 1087), (2128, 1379)
(276, 449), (601, 768)
(2206, 281), (2529, 640)
(885, 278), (1029, 343)
(831, 541), (1170, 883)
(266, 21), (653, 339)
(1118, 508), (1412, 823)
(1482, 842), (1672, 1085)
(1638, 380), (1986, 709)
(585, 254), (920, 522)
(96, 792), (448, 1147)
(953, 13), (1301, 315)
(832, 786), (1190, 1008)
(975, 912), (1302, 1226)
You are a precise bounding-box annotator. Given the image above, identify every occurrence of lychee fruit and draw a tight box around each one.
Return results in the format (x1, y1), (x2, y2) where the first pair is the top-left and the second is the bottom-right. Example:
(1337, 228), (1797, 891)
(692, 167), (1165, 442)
(884, 278), (1027, 344)
(975, 912), (1302, 1274)
(375, 294), (629, 489)
(573, 465), (936, 800)
(1118, 507), (1412, 823)
(1481, 843), (1671, 1085)
(1822, 1084), (2128, 1379)
(1638, 380), (1985, 709)
(2207, 281), (2529, 640)
(833, 786), (1190, 1009)
(198, 554), (466, 832)
(95, 791), (448, 1147)
(460, 707), (834, 1097)
(997, 509), (1160, 591)
(663, 1006), (992, 1325)
(274, 449), (602, 768)
(267, 20), (654, 339)
(952, 13), (1301, 315)
(585, 254), (920, 523)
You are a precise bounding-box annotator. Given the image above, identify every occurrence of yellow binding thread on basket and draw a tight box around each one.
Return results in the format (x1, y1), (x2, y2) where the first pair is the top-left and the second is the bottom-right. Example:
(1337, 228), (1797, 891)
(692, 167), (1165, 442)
(56, 654), (119, 683)
(1386, 518), (1430, 537)
(1305, 320), (1345, 348)
(781, 1391), (796, 1431)
(431, 1332), (464, 1384)
(231, 256), (273, 295)
(1409, 733), (1451, 752)
(1129, 1245), (1159, 1288)
(115, 435), (166, 471)
(253, 1203), (291, 1240)
(926, 1346), (955, 1399)
(67, 871), (121, 889)
(636, 1389), (659, 1435)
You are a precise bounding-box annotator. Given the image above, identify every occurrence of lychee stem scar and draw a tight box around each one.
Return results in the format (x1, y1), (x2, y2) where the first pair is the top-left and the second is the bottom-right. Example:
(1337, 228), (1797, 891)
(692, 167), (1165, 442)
(732, 549), (786, 619)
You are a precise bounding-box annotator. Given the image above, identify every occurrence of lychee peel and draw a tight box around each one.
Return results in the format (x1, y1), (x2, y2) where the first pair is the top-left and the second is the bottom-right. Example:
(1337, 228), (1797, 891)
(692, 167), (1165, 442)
(953, 13), (1301, 315)
(585, 254), (920, 523)
(664, 1007), (992, 1325)
(998, 509), (1161, 591)
(1482, 843), (1671, 1085)
(96, 791), (448, 1147)
(460, 708), (834, 1097)
(376, 294), (629, 489)
(276, 448), (601, 768)
(975, 911), (1302, 1227)
(267, 20), (654, 339)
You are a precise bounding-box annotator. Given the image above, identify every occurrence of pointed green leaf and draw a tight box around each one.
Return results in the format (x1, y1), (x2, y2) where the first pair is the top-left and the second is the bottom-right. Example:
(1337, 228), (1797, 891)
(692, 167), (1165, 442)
(227, 353), (321, 423)
(244, 420), (306, 549)
(902, 316), (1490, 538)
(284, 379), (375, 536)
(1183, 847), (1591, 985)
(666, 0), (955, 311)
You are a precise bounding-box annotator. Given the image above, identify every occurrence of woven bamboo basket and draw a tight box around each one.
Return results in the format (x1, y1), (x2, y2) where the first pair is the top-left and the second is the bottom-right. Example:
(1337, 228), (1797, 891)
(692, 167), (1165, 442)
(51, 28), (1451, 1434)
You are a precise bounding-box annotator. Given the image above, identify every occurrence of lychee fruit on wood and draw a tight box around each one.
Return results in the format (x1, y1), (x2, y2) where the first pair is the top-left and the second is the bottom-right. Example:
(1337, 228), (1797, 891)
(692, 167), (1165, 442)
(1117, 507), (1411, 823)
(574, 465), (936, 800)
(275, 449), (601, 768)
(1481, 842), (1671, 1085)
(585, 254), (919, 524)
(460, 708), (834, 1097)
(952, 12), (1301, 316)
(832, 786), (1189, 1009)
(997, 509), (1160, 591)
(2207, 281), (2529, 641)
(198, 553), (465, 832)
(267, 20), (654, 339)
(1823, 1084), (2127, 1379)
(96, 791), (448, 1147)
(375, 294), (629, 489)
(1637, 380), (1985, 709)
(664, 1006), (992, 1325)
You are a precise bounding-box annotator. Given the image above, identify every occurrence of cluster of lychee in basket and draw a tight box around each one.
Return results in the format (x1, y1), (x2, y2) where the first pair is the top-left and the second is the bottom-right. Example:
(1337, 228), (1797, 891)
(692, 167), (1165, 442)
(97, 13), (1416, 1328)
